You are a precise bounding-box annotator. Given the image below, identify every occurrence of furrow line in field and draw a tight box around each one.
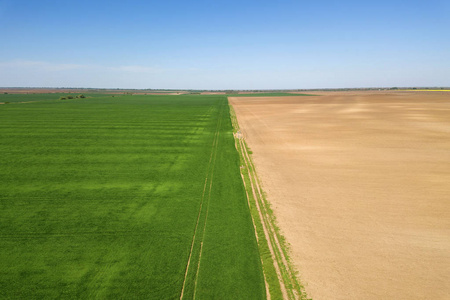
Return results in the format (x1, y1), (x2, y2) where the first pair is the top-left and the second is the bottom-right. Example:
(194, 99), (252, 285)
(179, 102), (223, 300)
(192, 104), (224, 299)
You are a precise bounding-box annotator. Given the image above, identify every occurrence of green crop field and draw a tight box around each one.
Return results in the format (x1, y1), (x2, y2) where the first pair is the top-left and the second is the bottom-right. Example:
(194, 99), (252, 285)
(0, 93), (117, 103)
(0, 95), (265, 299)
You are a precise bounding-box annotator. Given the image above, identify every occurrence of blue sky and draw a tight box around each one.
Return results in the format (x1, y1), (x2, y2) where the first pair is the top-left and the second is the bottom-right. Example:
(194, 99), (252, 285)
(0, 0), (449, 89)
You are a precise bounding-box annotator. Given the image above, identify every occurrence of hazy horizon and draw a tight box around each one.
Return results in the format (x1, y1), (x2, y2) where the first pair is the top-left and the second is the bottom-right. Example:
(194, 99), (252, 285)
(1, 86), (449, 91)
(1, 0), (449, 89)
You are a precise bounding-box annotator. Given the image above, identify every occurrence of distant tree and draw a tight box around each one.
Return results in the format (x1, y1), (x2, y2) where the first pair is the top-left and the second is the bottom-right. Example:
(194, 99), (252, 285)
(59, 96), (67, 100)
(67, 95), (74, 99)
(76, 94), (85, 98)
(3, 92), (8, 94)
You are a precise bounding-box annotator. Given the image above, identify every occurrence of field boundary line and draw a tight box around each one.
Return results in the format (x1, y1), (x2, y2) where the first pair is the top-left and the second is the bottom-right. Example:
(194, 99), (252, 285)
(240, 172), (271, 300)
(239, 136), (290, 299)
(179, 102), (223, 300)
(229, 103), (310, 300)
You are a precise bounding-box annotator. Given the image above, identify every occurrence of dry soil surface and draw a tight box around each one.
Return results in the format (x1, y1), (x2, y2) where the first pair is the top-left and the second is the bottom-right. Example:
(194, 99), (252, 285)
(229, 91), (450, 300)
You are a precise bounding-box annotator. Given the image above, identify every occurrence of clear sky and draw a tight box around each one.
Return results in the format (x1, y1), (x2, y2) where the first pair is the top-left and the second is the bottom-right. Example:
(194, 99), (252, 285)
(1, 0), (449, 89)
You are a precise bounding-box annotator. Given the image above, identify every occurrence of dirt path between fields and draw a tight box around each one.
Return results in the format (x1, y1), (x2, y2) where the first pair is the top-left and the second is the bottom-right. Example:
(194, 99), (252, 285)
(230, 91), (450, 300)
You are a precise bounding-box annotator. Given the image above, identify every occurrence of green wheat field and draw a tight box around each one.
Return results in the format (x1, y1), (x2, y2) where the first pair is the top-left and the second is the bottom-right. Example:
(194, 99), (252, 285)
(0, 95), (265, 299)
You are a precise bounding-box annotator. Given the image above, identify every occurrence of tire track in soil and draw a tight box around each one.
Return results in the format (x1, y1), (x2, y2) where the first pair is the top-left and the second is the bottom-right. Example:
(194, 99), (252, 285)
(239, 171), (272, 300)
(231, 110), (273, 300)
(231, 102), (306, 300)
(239, 136), (290, 300)
(179, 103), (224, 300)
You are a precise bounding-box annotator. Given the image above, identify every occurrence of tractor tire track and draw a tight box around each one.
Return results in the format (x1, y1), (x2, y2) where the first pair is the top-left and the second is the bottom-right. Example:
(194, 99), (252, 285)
(230, 103), (307, 300)
(192, 104), (223, 299)
(239, 136), (290, 299)
(180, 103), (224, 300)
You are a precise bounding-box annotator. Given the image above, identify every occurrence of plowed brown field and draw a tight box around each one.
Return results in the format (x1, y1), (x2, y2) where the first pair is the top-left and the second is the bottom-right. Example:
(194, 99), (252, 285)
(230, 91), (450, 300)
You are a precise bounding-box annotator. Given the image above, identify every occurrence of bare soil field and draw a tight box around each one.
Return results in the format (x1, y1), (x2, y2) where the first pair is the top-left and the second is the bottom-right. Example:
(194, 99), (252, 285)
(229, 91), (450, 300)
(201, 92), (227, 95)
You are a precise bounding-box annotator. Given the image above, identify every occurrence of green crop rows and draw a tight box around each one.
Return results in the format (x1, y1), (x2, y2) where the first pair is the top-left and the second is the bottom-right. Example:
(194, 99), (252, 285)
(0, 95), (265, 299)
